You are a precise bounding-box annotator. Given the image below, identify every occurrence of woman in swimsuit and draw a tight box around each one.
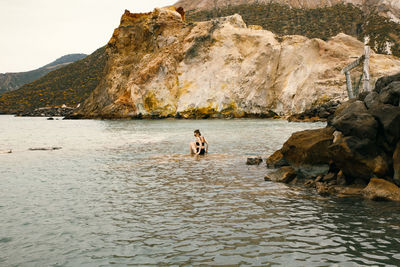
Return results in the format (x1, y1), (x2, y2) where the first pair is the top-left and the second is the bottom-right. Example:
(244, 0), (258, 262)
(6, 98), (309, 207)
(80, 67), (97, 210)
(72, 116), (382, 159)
(190, 129), (209, 155)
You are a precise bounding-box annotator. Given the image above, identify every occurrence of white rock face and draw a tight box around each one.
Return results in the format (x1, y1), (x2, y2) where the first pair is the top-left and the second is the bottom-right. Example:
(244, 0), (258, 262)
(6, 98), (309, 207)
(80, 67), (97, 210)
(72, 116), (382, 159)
(74, 8), (400, 119)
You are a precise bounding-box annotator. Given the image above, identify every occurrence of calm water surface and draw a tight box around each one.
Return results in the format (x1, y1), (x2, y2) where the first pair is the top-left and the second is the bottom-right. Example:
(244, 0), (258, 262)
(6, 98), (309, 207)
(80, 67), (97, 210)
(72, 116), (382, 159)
(0, 115), (399, 266)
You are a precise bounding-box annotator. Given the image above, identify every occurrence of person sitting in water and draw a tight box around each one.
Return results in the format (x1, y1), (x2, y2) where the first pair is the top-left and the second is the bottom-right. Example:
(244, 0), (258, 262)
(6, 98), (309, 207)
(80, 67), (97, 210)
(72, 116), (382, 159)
(190, 129), (208, 155)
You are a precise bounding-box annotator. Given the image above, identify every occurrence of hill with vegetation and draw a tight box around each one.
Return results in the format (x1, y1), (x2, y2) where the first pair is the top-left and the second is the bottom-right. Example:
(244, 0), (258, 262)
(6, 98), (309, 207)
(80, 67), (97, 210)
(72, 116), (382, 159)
(0, 53), (87, 95)
(186, 3), (400, 57)
(0, 47), (106, 114)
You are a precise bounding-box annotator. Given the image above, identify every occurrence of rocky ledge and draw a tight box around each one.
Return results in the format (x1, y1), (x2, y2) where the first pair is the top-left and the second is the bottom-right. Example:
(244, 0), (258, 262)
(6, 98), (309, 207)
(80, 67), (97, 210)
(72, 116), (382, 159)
(266, 72), (400, 202)
(17, 107), (75, 117)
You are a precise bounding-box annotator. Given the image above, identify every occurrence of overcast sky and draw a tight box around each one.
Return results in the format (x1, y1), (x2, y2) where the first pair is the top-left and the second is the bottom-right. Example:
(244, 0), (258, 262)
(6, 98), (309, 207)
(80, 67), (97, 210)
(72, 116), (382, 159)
(0, 0), (177, 73)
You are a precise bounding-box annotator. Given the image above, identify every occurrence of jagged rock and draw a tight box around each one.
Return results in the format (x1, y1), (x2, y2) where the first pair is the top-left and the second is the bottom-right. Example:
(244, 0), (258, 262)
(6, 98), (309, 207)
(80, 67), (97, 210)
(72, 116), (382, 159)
(315, 182), (336, 196)
(363, 91), (379, 109)
(304, 179), (315, 188)
(322, 172), (336, 182)
(336, 170), (347, 186)
(267, 72), (400, 198)
(394, 142), (400, 186)
(331, 100), (378, 140)
(246, 157), (262, 165)
(280, 127), (334, 177)
(362, 178), (400, 202)
(378, 81), (400, 106)
(264, 166), (296, 183)
(70, 7), (400, 119)
(368, 104), (400, 146)
(374, 73), (400, 94)
(329, 136), (390, 181)
(266, 150), (288, 168)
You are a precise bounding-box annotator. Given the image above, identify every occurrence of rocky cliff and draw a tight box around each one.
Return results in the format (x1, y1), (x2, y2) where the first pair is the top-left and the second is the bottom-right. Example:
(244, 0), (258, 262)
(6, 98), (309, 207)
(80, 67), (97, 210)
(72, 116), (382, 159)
(70, 7), (400, 119)
(175, 0), (400, 23)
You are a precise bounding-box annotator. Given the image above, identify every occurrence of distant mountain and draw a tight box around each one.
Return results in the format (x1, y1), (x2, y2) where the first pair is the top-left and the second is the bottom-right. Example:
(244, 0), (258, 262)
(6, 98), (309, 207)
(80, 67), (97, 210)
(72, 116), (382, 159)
(0, 48), (106, 114)
(0, 53), (87, 95)
(175, 0), (400, 22)
(184, 2), (400, 57)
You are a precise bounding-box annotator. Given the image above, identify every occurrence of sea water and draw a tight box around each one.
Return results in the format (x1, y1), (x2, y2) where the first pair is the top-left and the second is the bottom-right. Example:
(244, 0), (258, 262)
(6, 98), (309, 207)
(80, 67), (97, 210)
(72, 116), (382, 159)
(0, 115), (399, 266)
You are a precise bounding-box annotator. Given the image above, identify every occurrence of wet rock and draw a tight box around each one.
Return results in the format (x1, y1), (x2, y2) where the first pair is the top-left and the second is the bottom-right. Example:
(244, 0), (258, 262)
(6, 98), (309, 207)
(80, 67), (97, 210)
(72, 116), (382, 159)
(362, 178), (400, 202)
(304, 179), (315, 188)
(336, 170), (347, 186)
(264, 166), (297, 183)
(329, 136), (390, 181)
(394, 142), (400, 186)
(246, 157), (262, 165)
(316, 182), (336, 196)
(266, 150), (288, 169)
(29, 147), (62, 151)
(280, 127), (334, 177)
(323, 172), (336, 182)
(281, 127), (334, 166)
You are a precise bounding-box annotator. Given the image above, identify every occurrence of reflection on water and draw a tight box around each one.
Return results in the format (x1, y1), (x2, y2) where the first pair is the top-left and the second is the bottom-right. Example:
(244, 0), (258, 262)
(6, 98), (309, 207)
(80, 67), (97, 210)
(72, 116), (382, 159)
(0, 115), (399, 266)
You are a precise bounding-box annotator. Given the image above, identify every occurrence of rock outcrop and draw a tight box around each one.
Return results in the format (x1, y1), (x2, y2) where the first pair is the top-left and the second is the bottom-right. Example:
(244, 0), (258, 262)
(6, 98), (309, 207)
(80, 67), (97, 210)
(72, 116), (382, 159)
(267, 72), (400, 201)
(69, 7), (400, 119)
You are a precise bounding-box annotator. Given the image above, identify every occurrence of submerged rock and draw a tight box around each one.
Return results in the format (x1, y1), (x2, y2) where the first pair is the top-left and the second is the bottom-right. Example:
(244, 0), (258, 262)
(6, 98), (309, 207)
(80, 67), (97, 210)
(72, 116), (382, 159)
(264, 166), (297, 183)
(362, 178), (400, 202)
(246, 157), (262, 165)
(29, 147), (62, 151)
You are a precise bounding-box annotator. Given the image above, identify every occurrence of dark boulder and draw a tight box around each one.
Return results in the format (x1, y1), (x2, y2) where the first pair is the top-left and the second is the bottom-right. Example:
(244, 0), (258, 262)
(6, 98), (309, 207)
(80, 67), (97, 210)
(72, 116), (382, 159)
(363, 91), (380, 109)
(362, 178), (400, 202)
(266, 150), (288, 168)
(329, 136), (390, 181)
(394, 142), (400, 186)
(368, 104), (400, 146)
(378, 81), (400, 106)
(331, 100), (378, 140)
(374, 72), (400, 94)
(246, 157), (262, 165)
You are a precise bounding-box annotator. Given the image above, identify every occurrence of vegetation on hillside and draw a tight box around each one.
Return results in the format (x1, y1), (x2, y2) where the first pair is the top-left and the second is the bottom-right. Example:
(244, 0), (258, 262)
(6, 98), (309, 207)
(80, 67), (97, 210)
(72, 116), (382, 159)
(0, 47), (106, 114)
(0, 53), (87, 95)
(187, 3), (400, 57)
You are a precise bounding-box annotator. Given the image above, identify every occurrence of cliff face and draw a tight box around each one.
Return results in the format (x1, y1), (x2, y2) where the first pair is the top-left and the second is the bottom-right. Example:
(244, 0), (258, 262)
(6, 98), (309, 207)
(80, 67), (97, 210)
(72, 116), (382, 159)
(174, 0), (400, 23)
(73, 8), (400, 119)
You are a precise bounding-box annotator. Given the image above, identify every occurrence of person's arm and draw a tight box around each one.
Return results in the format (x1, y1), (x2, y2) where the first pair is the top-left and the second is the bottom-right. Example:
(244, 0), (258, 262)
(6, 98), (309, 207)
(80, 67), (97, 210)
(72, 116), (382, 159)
(204, 137), (209, 153)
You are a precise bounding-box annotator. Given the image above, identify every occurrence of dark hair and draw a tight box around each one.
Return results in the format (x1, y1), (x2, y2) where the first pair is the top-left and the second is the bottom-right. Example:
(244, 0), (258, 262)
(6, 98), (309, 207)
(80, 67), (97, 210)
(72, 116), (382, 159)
(194, 129), (201, 136)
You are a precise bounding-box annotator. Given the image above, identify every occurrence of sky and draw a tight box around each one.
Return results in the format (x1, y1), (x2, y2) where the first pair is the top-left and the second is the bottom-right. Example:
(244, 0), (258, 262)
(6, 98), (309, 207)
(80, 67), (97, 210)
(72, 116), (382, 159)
(0, 0), (177, 73)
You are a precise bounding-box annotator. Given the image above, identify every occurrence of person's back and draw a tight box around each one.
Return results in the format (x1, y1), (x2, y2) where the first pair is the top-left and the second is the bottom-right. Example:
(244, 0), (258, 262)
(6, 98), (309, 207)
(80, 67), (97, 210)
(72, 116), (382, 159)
(190, 129), (209, 155)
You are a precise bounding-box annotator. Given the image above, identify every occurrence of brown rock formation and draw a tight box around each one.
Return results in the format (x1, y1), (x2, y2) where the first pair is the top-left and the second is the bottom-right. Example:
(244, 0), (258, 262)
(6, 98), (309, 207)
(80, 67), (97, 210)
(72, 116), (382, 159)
(267, 72), (400, 201)
(69, 7), (400, 119)
(362, 178), (400, 201)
